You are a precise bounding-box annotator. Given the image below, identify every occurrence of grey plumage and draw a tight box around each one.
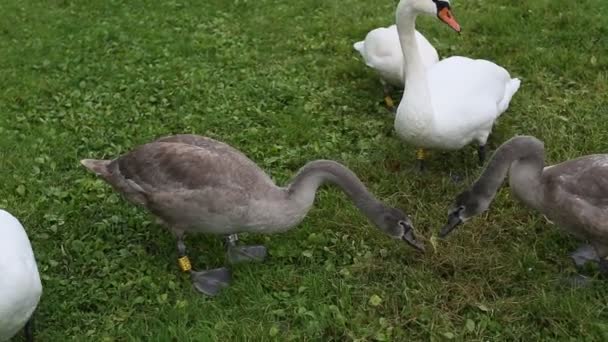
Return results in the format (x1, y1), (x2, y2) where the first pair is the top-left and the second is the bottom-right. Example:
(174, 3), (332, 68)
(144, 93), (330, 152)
(82, 134), (421, 240)
(81, 134), (423, 294)
(440, 135), (608, 270)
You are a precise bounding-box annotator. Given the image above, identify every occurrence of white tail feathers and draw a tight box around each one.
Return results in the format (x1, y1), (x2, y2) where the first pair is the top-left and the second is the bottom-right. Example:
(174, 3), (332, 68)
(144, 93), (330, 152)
(498, 78), (521, 113)
(80, 159), (111, 177)
(353, 41), (364, 53)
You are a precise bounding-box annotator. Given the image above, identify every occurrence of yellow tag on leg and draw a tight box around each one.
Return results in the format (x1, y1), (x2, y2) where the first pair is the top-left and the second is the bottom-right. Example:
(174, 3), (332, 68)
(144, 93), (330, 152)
(178, 256), (192, 272)
(384, 96), (395, 108)
(416, 148), (427, 160)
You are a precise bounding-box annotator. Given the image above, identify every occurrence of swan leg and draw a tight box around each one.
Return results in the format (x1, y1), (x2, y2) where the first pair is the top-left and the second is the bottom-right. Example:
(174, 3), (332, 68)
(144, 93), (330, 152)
(592, 244), (608, 277)
(415, 148), (426, 172)
(24, 315), (34, 342)
(225, 234), (267, 264)
(382, 82), (395, 112)
(176, 237), (232, 296)
(563, 274), (593, 288)
(599, 258), (608, 277)
(477, 145), (486, 165)
(563, 243), (605, 287)
(570, 244), (599, 268)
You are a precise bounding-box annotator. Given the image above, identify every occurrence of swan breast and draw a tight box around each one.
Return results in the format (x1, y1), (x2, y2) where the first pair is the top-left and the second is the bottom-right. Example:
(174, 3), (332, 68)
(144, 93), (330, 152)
(0, 210), (42, 341)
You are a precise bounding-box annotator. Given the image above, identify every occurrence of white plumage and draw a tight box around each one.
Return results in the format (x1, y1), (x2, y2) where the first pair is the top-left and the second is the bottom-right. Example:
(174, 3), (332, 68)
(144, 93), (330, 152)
(396, 55), (521, 149)
(394, 0), (520, 155)
(354, 25), (439, 88)
(0, 209), (42, 342)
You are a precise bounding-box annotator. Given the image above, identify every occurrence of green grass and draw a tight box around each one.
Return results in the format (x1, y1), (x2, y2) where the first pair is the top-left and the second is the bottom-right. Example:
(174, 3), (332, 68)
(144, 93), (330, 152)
(1, 0), (608, 340)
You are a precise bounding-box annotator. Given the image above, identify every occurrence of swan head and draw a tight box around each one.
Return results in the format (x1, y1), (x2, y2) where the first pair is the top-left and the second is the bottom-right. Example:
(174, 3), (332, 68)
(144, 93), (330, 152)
(375, 207), (425, 252)
(439, 189), (490, 238)
(399, 0), (461, 33)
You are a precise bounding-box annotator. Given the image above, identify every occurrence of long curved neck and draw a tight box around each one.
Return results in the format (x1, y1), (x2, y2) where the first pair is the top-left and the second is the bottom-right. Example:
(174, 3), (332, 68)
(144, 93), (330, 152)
(396, 3), (428, 89)
(286, 160), (383, 221)
(395, 1), (434, 124)
(471, 136), (545, 210)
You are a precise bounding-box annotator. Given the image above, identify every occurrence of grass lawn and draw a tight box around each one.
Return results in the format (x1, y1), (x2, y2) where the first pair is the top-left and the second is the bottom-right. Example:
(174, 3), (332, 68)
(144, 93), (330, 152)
(1, 0), (608, 340)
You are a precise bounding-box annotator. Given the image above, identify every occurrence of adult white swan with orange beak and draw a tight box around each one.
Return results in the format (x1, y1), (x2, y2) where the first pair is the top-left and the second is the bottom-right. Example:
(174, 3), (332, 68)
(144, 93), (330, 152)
(394, 0), (521, 170)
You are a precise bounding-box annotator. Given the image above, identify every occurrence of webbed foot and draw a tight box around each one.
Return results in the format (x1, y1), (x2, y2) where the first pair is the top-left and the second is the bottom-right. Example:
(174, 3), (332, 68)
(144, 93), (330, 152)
(191, 267), (232, 296)
(227, 245), (268, 264)
(562, 274), (593, 288)
(570, 244), (599, 268)
(449, 172), (463, 183)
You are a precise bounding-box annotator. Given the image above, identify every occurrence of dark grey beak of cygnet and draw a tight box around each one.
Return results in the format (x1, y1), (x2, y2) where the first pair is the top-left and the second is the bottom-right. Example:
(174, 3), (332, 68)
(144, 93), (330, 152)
(401, 224), (425, 252)
(439, 212), (462, 238)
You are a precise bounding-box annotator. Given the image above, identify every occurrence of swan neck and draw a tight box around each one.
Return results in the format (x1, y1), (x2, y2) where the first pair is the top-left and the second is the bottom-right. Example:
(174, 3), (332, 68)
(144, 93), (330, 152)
(396, 4), (428, 90)
(472, 137), (545, 207)
(286, 160), (382, 222)
(508, 159), (545, 211)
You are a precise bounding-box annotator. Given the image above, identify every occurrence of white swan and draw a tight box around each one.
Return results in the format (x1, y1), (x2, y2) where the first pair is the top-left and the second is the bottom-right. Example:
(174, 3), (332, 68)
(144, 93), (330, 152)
(0, 209), (42, 342)
(353, 24), (439, 109)
(394, 0), (521, 169)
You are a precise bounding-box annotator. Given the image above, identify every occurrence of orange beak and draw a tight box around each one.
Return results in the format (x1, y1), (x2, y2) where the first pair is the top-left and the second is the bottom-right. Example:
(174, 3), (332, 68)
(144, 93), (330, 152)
(438, 7), (461, 33)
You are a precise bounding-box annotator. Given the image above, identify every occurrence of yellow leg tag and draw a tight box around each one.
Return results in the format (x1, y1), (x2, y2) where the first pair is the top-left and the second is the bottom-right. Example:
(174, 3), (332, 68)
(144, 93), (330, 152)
(416, 148), (426, 160)
(384, 96), (395, 108)
(178, 256), (192, 272)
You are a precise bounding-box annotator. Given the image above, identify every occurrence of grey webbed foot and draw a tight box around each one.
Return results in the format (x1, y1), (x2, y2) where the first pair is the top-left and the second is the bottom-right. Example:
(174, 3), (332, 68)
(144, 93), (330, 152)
(176, 236), (231, 296)
(227, 245), (268, 264)
(449, 172), (463, 183)
(562, 274), (593, 288)
(224, 234), (267, 263)
(191, 267), (232, 296)
(570, 244), (600, 268)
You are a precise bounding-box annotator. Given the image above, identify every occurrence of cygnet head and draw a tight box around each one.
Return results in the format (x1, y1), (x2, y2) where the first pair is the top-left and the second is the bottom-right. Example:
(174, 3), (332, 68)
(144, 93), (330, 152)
(439, 189), (490, 238)
(373, 207), (425, 252)
(399, 0), (461, 32)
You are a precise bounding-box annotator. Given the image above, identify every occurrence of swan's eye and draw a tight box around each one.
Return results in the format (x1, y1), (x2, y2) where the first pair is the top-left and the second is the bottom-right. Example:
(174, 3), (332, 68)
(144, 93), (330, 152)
(449, 205), (464, 216)
(433, 0), (450, 11)
(398, 220), (412, 231)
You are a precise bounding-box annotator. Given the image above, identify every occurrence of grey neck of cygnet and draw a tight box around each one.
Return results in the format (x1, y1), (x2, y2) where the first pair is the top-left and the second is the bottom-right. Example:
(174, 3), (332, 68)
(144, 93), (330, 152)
(286, 160), (384, 223)
(471, 136), (545, 207)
